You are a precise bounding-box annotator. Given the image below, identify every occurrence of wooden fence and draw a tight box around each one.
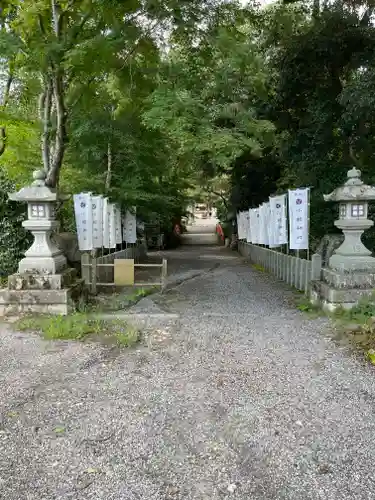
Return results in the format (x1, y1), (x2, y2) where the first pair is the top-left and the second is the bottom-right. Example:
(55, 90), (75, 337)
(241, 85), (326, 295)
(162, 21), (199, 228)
(81, 243), (167, 294)
(238, 241), (322, 295)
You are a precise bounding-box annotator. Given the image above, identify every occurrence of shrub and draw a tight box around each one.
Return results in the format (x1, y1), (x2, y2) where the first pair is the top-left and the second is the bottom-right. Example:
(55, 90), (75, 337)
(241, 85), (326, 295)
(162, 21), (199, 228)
(0, 172), (31, 278)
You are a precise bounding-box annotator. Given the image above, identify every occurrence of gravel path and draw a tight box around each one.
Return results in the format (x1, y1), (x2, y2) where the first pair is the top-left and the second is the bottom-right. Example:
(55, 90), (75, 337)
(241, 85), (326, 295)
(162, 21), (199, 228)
(1, 244), (375, 499)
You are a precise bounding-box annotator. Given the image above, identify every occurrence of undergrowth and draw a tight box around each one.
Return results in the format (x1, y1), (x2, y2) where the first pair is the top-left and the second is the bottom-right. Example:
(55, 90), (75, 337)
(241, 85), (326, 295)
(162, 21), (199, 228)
(15, 313), (140, 347)
(252, 263), (266, 273)
(296, 296), (324, 318)
(297, 292), (375, 364)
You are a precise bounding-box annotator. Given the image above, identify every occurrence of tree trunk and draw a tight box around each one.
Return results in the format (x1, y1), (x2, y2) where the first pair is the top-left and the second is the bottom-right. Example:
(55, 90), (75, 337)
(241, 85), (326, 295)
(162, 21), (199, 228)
(0, 127), (6, 157)
(207, 188), (228, 208)
(0, 72), (14, 158)
(45, 0), (67, 188)
(2, 73), (13, 108)
(312, 0), (320, 20)
(105, 142), (112, 192)
(45, 70), (67, 188)
(40, 78), (53, 173)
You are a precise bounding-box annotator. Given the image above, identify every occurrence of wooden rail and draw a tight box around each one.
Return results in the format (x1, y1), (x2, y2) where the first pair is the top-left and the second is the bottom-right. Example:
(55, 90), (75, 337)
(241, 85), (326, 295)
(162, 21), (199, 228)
(81, 256), (168, 294)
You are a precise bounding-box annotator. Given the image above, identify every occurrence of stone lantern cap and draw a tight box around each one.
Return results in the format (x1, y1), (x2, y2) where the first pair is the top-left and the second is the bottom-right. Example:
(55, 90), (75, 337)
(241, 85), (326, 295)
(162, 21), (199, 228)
(323, 167), (375, 202)
(8, 169), (68, 203)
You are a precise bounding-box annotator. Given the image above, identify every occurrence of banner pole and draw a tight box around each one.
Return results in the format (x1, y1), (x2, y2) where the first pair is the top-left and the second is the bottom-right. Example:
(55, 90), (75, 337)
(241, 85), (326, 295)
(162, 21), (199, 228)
(286, 190), (290, 255)
(307, 187), (311, 261)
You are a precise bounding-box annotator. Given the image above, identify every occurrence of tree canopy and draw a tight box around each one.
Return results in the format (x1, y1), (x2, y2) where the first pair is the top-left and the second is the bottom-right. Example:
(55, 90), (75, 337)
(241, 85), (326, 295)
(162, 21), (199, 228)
(1, 0), (375, 269)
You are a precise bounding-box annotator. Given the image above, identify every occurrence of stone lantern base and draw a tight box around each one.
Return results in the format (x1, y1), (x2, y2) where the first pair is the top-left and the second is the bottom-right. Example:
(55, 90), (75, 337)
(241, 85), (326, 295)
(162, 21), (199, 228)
(0, 268), (86, 316)
(311, 268), (375, 312)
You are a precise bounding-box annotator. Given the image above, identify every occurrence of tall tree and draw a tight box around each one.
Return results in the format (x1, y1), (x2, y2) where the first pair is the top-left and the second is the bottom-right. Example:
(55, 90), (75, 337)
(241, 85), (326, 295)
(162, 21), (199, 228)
(3, 0), (230, 187)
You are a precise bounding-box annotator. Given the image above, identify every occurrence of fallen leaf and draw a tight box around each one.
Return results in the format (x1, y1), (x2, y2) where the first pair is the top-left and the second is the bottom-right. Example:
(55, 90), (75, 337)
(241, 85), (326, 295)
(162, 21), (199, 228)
(86, 468), (99, 474)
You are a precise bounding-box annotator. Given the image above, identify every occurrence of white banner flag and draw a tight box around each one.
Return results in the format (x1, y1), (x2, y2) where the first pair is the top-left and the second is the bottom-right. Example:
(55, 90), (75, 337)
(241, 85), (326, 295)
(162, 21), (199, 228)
(108, 203), (117, 249)
(236, 213), (241, 239)
(288, 188), (309, 250)
(74, 192), (93, 251)
(249, 209), (256, 244)
(266, 201), (278, 248)
(258, 203), (269, 245)
(124, 208), (137, 243)
(246, 209), (251, 243)
(237, 212), (244, 240)
(91, 195), (103, 249)
(102, 198), (110, 248)
(257, 205), (264, 244)
(122, 213), (127, 242)
(270, 194), (288, 246)
(264, 202), (273, 247)
(114, 204), (122, 245)
(255, 208), (261, 244)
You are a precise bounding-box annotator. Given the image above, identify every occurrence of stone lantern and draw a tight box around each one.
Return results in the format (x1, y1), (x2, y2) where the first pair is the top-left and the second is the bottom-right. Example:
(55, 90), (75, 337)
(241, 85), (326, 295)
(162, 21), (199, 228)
(311, 167), (375, 311)
(0, 170), (84, 316)
(9, 169), (67, 274)
(323, 167), (375, 272)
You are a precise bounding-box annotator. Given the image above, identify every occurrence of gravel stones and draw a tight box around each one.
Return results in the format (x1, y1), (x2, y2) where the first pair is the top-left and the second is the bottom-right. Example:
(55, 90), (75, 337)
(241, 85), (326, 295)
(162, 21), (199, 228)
(1, 245), (375, 499)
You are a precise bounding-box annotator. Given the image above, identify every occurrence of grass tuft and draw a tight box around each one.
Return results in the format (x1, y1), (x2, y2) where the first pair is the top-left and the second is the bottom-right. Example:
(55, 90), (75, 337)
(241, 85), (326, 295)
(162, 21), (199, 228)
(114, 325), (140, 347)
(296, 296), (324, 318)
(126, 287), (156, 303)
(15, 313), (140, 347)
(252, 263), (266, 273)
(296, 292), (375, 364)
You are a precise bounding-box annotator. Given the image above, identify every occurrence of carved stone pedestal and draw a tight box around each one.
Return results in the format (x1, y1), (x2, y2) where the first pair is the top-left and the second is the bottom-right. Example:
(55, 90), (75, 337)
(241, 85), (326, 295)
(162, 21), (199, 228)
(311, 269), (375, 312)
(0, 268), (85, 316)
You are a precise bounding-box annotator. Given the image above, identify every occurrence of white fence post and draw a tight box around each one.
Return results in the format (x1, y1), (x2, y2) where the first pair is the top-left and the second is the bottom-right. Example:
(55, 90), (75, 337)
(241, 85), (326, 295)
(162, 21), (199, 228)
(281, 254), (285, 280)
(294, 258), (300, 289)
(275, 252), (277, 276)
(290, 257), (294, 287)
(276, 253), (280, 278)
(290, 256), (294, 285)
(81, 252), (91, 290)
(305, 261), (311, 294)
(240, 245), (321, 296)
(299, 260), (306, 291)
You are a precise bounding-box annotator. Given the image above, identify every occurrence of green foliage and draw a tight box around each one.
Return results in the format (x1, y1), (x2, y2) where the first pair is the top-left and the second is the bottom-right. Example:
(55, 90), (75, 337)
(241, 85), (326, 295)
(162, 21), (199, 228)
(267, 5), (375, 247)
(0, 115), (40, 185)
(0, 172), (31, 277)
(16, 313), (140, 346)
(252, 263), (266, 273)
(16, 313), (103, 340)
(143, 16), (275, 176)
(317, 294), (375, 364)
(1, 0), (375, 257)
(333, 294), (375, 326)
(296, 296), (324, 317)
